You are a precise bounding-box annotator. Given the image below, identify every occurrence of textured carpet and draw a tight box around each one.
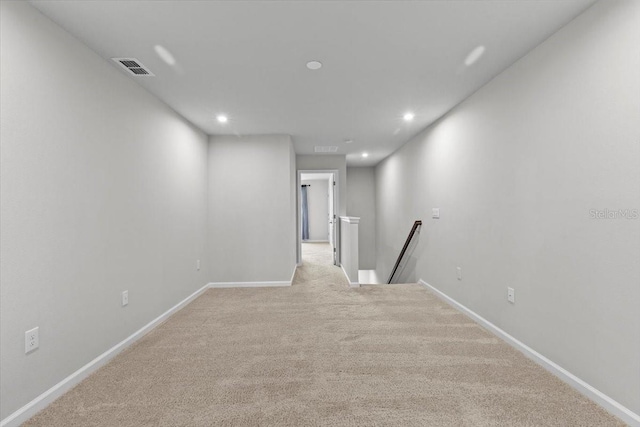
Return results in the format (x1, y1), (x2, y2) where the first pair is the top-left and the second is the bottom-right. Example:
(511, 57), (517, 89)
(24, 243), (623, 426)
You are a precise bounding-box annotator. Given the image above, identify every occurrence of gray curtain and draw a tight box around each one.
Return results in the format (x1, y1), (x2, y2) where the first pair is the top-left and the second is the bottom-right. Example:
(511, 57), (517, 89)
(301, 185), (309, 240)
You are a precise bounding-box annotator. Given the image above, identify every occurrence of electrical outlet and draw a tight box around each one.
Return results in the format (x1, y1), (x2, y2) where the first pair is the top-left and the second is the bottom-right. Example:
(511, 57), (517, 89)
(196, 259), (201, 271)
(432, 208), (440, 219)
(507, 287), (515, 303)
(122, 290), (129, 307)
(456, 267), (462, 281)
(25, 327), (39, 354)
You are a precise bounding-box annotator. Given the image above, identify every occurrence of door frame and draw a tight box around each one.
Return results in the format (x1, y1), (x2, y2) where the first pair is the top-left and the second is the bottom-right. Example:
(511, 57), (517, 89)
(297, 169), (340, 266)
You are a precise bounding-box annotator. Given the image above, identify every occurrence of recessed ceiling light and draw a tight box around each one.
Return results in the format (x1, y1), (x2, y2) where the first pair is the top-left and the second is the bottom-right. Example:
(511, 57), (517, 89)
(362, 152), (369, 158)
(465, 45), (486, 67)
(344, 139), (354, 144)
(306, 61), (322, 70)
(154, 45), (176, 66)
(403, 112), (415, 122)
(216, 114), (228, 123)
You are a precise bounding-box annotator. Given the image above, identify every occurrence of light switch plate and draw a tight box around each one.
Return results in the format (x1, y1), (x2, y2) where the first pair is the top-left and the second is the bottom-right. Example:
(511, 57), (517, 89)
(432, 208), (440, 219)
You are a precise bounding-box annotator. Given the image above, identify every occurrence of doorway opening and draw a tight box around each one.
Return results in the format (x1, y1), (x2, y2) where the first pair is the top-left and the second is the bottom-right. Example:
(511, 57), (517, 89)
(298, 170), (338, 266)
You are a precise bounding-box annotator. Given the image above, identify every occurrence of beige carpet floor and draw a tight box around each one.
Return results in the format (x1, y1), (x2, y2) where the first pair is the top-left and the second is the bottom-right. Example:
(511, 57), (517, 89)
(24, 243), (623, 426)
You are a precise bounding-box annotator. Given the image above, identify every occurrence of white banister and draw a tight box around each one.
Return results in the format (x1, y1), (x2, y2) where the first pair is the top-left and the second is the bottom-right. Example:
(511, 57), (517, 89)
(339, 216), (360, 287)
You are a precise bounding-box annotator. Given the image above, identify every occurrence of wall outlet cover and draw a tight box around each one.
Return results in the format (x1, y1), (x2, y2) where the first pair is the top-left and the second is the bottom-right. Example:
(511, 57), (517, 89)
(122, 290), (129, 307)
(25, 327), (39, 354)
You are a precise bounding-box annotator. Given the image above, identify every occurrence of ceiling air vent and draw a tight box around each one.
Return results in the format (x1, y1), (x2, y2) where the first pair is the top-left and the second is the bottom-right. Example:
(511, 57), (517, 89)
(314, 146), (339, 153)
(111, 58), (155, 77)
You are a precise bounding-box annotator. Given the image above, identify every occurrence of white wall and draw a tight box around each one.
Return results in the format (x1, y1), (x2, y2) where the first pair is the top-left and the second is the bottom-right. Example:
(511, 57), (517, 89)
(208, 135), (297, 283)
(375, 0), (639, 415)
(301, 179), (330, 241)
(0, 1), (209, 419)
(347, 167), (376, 270)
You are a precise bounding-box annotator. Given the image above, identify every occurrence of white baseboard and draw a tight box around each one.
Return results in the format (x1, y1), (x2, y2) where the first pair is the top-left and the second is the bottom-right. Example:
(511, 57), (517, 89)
(418, 279), (640, 427)
(340, 264), (359, 287)
(0, 283), (210, 427)
(302, 240), (329, 243)
(209, 265), (298, 289)
(208, 281), (291, 288)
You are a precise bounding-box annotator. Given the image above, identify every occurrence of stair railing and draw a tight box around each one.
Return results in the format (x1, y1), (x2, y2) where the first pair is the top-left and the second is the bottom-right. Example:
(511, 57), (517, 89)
(387, 220), (422, 284)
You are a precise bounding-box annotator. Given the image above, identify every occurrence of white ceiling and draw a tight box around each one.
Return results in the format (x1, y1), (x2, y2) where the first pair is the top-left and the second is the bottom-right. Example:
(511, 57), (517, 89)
(30, 0), (596, 166)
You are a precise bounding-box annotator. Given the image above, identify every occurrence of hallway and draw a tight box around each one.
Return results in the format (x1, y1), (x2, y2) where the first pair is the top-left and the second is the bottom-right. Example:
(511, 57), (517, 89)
(3, 1), (638, 423)
(301, 242), (333, 265)
(23, 267), (621, 425)
(294, 242), (346, 290)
